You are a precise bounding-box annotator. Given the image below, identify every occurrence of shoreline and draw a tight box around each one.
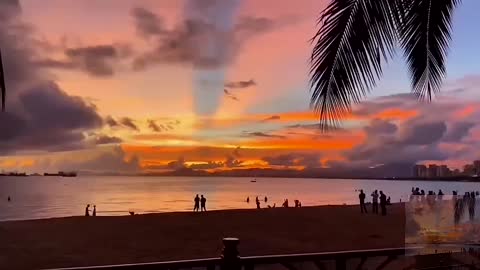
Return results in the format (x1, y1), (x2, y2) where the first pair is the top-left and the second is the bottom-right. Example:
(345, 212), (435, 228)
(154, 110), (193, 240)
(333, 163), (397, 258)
(0, 204), (405, 270)
(2, 174), (479, 182)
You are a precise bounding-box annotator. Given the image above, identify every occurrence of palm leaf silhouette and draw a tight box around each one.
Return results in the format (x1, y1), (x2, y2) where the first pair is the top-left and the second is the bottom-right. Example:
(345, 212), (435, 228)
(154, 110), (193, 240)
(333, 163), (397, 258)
(310, 0), (460, 129)
(400, 0), (460, 100)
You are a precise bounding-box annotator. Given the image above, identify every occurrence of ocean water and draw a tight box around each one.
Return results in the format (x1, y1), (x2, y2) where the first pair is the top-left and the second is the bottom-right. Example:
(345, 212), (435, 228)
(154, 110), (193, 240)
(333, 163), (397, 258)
(0, 176), (479, 221)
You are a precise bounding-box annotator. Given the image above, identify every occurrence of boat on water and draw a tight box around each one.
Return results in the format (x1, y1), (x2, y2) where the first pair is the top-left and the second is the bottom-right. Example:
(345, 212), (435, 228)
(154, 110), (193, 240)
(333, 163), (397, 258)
(44, 171), (77, 177)
(0, 172), (28, 177)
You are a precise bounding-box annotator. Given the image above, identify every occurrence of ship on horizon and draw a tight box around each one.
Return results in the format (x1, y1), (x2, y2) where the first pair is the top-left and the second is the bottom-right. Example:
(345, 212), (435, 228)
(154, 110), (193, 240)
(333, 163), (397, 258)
(44, 171), (77, 177)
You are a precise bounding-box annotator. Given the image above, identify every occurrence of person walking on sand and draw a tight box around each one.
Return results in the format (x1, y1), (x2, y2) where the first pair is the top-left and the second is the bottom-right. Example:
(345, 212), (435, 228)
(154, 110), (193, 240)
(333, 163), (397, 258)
(93, 205), (96, 217)
(246, 196), (250, 203)
(194, 194), (200, 212)
(256, 198), (261, 209)
(200, 195), (207, 212)
(264, 196), (268, 203)
(380, 191), (387, 216)
(85, 204), (90, 217)
(371, 190), (379, 214)
(359, 190), (367, 214)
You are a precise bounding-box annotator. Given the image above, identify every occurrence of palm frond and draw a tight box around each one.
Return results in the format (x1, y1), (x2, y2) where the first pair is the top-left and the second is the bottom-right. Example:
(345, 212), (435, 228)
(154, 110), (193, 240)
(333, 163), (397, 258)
(0, 48), (6, 112)
(309, 0), (401, 130)
(400, 0), (460, 100)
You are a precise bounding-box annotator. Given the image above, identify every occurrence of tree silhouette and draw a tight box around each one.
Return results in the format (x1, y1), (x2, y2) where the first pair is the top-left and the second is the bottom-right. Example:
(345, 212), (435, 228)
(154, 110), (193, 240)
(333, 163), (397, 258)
(310, 0), (460, 130)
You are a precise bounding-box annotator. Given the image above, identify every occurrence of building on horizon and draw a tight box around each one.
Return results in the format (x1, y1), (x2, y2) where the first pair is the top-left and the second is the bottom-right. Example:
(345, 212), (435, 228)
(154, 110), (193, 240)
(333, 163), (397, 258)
(427, 164), (438, 178)
(413, 164), (427, 178)
(474, 160), (480, 175)
(437, 165), (450, 177)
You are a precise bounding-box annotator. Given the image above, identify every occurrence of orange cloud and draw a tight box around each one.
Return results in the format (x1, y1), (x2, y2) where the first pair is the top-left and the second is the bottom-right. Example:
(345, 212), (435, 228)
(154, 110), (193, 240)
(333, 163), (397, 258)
(373, 108), (418, 120)
(454, 105), (476, 119)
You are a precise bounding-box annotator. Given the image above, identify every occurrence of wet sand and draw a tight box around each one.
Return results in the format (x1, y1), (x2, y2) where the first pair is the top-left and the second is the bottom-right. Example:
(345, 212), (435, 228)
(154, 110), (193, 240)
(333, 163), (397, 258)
(0, 204), (405, 269)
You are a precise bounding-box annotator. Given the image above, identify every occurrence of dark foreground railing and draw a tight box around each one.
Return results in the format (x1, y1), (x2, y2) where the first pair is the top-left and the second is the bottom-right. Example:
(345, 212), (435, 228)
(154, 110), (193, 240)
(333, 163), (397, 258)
(45, 238), (480, 270)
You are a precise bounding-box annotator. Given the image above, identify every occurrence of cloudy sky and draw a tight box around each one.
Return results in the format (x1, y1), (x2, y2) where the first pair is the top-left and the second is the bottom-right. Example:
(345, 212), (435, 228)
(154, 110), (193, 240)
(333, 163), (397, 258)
(1, 0), (480, 174)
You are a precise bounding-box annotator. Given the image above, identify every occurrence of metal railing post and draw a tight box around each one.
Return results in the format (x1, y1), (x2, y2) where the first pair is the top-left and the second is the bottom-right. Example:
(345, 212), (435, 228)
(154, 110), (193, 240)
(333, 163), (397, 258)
(221, 237), (241, 270)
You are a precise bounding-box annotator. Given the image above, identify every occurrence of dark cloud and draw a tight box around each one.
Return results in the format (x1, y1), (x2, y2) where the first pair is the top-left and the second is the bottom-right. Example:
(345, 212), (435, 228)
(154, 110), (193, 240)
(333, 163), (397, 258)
(167, 157), (186, 170)
(262, 153), (322, 169)
(262, 154), (297, 167)
(443, 122), (475, 142)
(225, 79), (256, 89)
(364, 119), (397, 135)
(94, 135), (122, 145)
(244, 131), (286, 139)
(147, 119), (161, 132)
(225, 155), (243, 168)
(131, 7), (165, 39)
(399, 121), (447, 146)
(57, 146), (140, 173)
(262, 115), (281, 122)
(37, 45), (130, 77)
(233, 146), (241, 158)
(105, 116), (119, 127)
(189, 161), (224, 170)
(119, 117), (139, 131)
(131, 6), (282, 70)
(0, 82), (103, 154)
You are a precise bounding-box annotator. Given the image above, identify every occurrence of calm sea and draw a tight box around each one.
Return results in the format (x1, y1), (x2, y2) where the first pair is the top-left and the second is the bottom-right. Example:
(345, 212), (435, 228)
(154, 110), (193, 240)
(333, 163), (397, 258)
(0, 176), (479, 221)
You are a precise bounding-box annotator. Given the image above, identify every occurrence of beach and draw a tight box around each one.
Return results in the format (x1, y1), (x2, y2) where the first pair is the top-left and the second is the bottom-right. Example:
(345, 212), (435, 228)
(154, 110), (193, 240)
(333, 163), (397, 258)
(0, 204), (405, 270)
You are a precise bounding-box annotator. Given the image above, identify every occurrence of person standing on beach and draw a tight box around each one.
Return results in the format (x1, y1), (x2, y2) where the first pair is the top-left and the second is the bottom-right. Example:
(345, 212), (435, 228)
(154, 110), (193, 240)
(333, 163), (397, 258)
(85, 204), (90, 217)
(380, 191), (387, 216)
(93, 205), (96, 217)
(359, 190), (367, 214)
(200, 195), (207, 212)
(371, 190), (379, 214)
(264, 196), (268, 203)
(194, 194), (200, 212)
(246, 196), (250, 203)
(469, 192), (476, 221)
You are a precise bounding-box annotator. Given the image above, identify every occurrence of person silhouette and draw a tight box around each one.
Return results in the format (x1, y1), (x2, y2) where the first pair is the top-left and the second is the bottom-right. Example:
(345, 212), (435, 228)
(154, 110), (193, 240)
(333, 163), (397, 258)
(246, 196), (250, 203)
(194, 194), (200, 212)
(85, 204), (90, 217)
(380, 191), (387, 216)
(256, 199), (260, 209)
(200, 195), (207, 212)
(359, 190), (367, 214)
(469, 192), (476, 221)
(7, 196), (11, 202)
(93, 205), (96, 217)
(264, 196), (268, 203)
(371, 190), (379, 214)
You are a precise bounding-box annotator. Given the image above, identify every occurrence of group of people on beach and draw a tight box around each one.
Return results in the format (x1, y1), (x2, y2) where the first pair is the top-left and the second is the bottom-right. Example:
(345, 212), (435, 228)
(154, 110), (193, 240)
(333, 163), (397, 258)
(358, 189), (390, 216)
(245, 196), (302, 209)
(193, 194), (207, 212)
(85, 204), (96, 217)
(408, 187), (480, 225)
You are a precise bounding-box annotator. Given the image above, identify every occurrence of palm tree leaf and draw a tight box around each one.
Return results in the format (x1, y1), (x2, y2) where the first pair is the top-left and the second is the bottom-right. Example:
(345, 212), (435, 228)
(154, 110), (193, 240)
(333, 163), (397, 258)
(400, 0), (460, 100)
(309, 0), (401, 130)
(0, 49), (6, 112)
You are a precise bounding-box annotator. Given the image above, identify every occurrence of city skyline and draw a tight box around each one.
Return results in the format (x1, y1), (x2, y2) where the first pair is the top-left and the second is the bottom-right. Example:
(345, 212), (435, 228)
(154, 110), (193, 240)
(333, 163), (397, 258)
(1, 0), (480, 174)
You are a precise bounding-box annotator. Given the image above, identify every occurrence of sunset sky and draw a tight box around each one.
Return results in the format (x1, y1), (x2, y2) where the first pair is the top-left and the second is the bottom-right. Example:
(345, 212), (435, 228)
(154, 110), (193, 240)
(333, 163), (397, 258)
(1, 0), (480, 174)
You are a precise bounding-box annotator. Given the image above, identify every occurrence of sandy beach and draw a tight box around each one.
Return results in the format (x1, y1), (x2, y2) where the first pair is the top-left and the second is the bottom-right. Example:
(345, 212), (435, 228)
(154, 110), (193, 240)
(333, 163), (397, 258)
(0, 204), (405, 270)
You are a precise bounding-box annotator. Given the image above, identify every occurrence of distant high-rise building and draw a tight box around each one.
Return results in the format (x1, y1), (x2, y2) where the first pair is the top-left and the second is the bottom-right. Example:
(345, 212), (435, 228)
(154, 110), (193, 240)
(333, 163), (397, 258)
(437, 165), (450, 177)
(464, 164), (475, 176)
(474, 160), (480, 175)
(413, 164), (427, 178)
(427, 164), (438, 178)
